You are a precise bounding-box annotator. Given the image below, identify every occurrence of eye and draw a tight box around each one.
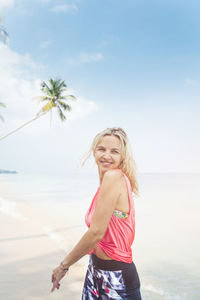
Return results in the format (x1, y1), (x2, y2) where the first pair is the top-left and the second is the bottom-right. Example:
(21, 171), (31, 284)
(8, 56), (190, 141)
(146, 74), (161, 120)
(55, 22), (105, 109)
(97, 147), (105, 152)
(111, 150), (119, 154)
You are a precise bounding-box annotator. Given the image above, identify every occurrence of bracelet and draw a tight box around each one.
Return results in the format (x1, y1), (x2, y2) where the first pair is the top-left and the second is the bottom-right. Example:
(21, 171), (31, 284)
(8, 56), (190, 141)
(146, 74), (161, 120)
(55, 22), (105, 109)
(60, 262), (69, 272)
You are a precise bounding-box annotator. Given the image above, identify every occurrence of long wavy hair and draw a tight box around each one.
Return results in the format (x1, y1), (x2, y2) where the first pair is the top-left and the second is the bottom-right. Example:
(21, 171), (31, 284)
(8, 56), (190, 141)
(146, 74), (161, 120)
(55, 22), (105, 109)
(82, 127), (139, 195)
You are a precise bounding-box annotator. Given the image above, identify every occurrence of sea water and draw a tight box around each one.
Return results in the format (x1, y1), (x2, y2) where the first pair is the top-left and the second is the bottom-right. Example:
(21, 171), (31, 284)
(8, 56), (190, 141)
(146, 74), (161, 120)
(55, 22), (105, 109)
(0, 172), (200, 300)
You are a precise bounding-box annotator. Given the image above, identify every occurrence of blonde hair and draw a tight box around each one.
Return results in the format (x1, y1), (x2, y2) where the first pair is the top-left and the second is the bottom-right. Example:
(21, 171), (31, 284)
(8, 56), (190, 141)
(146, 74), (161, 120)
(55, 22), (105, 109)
(82, 127), (139, 195)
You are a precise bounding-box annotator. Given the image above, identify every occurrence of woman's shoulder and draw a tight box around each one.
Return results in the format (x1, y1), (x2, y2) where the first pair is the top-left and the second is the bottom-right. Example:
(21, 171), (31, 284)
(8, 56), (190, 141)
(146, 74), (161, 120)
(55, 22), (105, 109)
(103, 168), (123, 182)
(100, 169), (124, 198)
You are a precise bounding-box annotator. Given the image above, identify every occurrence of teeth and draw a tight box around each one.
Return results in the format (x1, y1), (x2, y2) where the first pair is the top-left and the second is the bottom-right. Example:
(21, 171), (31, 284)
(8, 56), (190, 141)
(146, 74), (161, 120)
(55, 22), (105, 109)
(101, 162), (112, 166)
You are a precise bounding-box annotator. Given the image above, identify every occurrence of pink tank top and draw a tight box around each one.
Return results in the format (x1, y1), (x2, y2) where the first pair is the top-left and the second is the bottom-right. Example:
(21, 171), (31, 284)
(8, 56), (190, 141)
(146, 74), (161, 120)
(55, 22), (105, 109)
(85, 169), (135, 263)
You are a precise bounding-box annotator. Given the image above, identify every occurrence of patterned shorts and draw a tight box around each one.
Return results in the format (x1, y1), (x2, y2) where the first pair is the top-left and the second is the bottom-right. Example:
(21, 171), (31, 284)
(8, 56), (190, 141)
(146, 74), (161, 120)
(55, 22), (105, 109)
(82, 254), (142, 299)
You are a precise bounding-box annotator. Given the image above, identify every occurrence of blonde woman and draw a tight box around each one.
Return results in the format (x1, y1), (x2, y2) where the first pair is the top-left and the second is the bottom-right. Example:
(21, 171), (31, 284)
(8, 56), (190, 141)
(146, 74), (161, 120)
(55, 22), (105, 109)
(51, 127), (142, 299)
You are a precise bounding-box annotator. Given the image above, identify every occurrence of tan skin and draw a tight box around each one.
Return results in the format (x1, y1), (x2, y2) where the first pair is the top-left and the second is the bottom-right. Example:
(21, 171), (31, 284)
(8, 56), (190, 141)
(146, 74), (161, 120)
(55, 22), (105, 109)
(51, 135), (129, 292)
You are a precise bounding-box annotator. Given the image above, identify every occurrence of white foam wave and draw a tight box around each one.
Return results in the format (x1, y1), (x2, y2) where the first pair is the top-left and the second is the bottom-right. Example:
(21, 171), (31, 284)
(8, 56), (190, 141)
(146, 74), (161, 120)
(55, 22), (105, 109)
(143, 284), (164, 295)
(0, 197), (27, 221)
(43, 226), (69, 252)
(43, 226), (90, 270)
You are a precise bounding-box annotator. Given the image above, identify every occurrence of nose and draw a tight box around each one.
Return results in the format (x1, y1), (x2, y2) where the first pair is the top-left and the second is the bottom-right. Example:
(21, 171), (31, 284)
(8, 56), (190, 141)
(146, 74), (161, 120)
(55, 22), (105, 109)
(102, 151), (112, 160)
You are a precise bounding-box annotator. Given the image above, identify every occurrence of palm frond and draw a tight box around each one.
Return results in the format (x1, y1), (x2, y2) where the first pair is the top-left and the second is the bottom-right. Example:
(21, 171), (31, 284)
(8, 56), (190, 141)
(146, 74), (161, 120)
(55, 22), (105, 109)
(0, 102), (6, 107)
(41, 81), (52, 97)
(57, 106), (66, 122)
(42, 101), (56, 113)
(56, 95), (76, 102)
(37, 78), (75, 123)
(57, 95), (68, 100)
(0, 102), (6, 122)
(36, 101), (56, 117)
(40, 96), (51, 102)
(57, 79), (67, 90)
(65, 95), (76, 101)
(32, 96), (50, 103)
(41, 81), (50, 91)
(57, 101), (72, 112)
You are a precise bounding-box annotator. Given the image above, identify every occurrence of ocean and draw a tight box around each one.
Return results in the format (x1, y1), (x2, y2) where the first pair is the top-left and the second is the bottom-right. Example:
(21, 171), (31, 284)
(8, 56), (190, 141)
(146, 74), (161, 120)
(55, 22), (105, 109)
(0, 172), (200, 300)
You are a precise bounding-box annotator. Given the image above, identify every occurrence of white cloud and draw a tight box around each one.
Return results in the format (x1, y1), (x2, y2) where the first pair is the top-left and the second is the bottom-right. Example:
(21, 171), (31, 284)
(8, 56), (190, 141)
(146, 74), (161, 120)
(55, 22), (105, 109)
(24, 53), (44, 70)
(0, 0), (14, 8)
(0, 44), (42, 70)
(51, 4), (78, 13)
(66, 52), (103, 65)
(0, 44), (97, 136)
(67, 96), (98, 121)
(185, 78), (198, 86)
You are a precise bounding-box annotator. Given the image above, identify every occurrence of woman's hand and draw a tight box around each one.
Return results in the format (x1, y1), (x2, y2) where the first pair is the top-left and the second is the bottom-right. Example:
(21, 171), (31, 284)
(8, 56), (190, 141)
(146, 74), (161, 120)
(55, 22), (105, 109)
(51, 264), (69, 292)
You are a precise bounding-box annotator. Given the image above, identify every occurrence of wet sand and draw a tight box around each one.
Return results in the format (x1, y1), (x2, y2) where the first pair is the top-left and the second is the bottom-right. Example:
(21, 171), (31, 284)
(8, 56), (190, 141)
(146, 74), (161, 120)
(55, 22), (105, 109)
(0, 183), (87, 300)
(0, 211), (87, 300)
(1, 173), (200, 299)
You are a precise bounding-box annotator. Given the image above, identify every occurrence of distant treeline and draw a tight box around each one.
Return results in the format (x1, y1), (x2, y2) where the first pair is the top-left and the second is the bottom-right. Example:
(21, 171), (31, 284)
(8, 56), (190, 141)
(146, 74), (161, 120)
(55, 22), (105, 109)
(0, 169), (17, 174)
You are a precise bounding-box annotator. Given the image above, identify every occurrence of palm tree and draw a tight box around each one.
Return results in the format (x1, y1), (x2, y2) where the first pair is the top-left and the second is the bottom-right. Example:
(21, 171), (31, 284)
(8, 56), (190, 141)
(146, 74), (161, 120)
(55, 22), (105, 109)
(0, 14), (9, 45)
(0, 78), (76, 141)
(0, 102), (6, 122)
(39, 78), (76, 121)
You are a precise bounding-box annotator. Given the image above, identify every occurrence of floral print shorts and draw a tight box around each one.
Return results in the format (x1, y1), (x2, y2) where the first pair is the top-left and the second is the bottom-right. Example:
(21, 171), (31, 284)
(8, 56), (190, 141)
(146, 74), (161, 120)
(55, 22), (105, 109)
(82, 254), (142, 299)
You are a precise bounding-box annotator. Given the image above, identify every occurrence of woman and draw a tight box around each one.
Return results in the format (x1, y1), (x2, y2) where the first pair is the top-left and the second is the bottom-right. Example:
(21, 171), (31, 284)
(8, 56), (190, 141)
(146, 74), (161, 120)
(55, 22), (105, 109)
(51, 127), (142, 299)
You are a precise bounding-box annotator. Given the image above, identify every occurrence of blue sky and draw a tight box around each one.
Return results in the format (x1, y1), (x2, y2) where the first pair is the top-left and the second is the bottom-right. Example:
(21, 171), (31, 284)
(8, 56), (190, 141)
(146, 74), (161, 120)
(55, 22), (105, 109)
(0, 0), (200, 174)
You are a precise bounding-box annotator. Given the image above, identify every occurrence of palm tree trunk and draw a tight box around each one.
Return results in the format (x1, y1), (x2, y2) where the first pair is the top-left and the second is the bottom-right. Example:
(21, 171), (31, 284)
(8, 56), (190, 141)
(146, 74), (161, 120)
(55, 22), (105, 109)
(0, 114), (42, 141)
(50, 109), (52, 127)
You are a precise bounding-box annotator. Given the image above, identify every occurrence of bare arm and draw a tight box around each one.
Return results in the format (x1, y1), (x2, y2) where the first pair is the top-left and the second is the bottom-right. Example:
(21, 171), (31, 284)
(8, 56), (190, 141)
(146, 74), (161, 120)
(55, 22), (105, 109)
(51, 169), (123, 292)
(61, 169), (123, 268)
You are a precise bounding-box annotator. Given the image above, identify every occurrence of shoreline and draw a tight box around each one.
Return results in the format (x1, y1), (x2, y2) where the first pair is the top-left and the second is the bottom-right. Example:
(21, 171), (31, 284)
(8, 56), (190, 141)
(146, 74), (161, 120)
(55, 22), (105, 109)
(0, 208), (87, 299)
(0, 180), (88, 299)
(1, 173), (200, 299)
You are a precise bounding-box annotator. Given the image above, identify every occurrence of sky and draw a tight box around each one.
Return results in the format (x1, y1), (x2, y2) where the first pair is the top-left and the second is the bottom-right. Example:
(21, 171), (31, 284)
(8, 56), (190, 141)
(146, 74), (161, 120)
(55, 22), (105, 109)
(0, 0), (200, 174)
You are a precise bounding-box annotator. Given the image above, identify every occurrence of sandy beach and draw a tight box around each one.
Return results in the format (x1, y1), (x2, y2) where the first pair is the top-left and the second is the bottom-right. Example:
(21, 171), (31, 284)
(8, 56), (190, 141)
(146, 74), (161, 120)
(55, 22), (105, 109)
(1, 1), (200, 298)
(1, 172), (200, 300)
(0, 177), (88, 300)
(0, 213), (86, 300)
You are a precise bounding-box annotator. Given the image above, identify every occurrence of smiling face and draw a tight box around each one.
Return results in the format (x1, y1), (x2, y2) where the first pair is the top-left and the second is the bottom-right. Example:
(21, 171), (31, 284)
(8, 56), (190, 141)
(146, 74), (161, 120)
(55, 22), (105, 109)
(94, 135), (123, 178)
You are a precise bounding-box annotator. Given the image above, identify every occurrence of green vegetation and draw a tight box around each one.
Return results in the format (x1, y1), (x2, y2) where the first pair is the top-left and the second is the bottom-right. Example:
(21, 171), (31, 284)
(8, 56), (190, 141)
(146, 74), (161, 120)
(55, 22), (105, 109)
(0, 15), (9, 45)
(38, 78), (76, 122)
(0, 102), (6, 122)
(0, 78), (76, 141)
